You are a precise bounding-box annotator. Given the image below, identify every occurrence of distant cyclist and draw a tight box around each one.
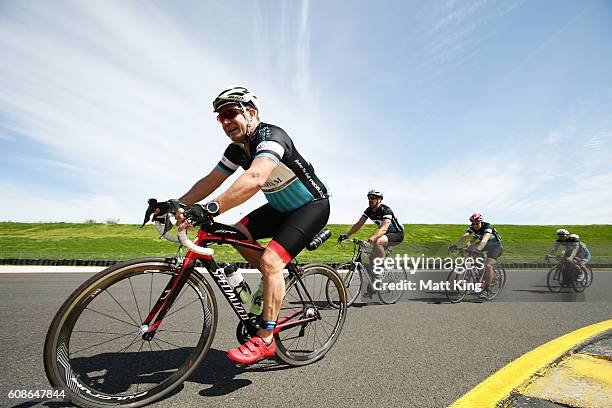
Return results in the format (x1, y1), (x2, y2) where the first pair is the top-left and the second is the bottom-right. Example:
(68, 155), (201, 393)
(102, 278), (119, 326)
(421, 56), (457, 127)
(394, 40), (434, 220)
(548, 229), (591, 282)
(451, 213), (503, 299)
(338, 189), (404, 274)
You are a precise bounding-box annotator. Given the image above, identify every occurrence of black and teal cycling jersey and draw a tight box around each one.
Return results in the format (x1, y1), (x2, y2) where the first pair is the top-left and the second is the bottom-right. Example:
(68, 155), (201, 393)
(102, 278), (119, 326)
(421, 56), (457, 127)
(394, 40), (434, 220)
(467, 222), (502, 246)
(215, 122), (330, 213)
(361, 204), (404, 234)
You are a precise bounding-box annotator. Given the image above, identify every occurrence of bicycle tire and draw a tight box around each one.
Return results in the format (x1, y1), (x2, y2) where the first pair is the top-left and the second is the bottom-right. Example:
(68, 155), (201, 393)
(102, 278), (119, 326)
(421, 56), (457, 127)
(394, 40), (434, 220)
(274, 264), (347, 366)
(546, 266), (562, 293)
(43, 258), (217, 408)
(445, 269), (470, 303)
(584, 266), (594, 288)
(376, 266), (408, 304)
(571, 264), (587, 293)
(327, 262), (363, 307)
(484, 264), (506, 301)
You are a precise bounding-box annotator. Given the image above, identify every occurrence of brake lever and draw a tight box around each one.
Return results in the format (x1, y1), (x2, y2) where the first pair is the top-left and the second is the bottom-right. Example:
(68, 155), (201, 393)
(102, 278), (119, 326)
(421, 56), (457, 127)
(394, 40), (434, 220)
(141, 198), (159, 228)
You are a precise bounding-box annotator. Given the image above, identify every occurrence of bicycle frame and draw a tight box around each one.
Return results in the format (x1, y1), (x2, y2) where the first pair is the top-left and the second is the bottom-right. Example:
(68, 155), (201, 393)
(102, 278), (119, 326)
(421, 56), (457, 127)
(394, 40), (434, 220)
(140, 226), (319, 341)
(546, 255), (575, 284)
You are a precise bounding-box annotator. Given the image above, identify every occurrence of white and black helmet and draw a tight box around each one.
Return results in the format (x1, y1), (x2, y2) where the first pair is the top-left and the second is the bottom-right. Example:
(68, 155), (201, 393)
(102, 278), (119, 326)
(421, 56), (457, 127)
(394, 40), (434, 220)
(367, 189), (383, 199)
(213, 86), (260, 112)
(569, 233), (580, 240)
(556, 228), (569, 237)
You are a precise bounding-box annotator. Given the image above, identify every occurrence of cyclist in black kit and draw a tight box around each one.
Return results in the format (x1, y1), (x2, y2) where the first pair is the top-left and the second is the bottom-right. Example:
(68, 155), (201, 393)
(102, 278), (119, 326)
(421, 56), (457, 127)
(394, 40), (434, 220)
(160, 86), (330, 365)
(451, 212), (503, 299)
(338, 189), (404, 274)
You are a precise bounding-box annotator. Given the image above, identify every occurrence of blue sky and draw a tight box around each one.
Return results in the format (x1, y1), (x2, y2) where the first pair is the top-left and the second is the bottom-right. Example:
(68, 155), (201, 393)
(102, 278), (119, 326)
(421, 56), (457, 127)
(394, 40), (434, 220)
(1, 0), (611, 224)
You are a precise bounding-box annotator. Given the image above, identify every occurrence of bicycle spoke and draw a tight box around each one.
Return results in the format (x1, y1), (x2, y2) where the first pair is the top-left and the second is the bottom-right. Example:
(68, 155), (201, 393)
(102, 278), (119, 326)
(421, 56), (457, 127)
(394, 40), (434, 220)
(154, 337), (184, 349)
(158, 329), (202, 334)
(163, 297), (199, 320)
(72, 330), (134, 336)
(136, 340), (144, 392)
(119, 334), (143, 353)
(105, 288), (140, 327)
(129, 277), (143, 323)
(148, 272), (154, 313)
(152, 338), (165, 351)
(85, 307), (139, 329)
(71, 332), (136, 356)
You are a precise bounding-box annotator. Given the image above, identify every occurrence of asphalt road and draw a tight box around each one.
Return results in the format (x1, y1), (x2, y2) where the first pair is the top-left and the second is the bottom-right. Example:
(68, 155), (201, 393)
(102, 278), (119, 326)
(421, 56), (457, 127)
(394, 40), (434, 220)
(1, 270), (610, 408)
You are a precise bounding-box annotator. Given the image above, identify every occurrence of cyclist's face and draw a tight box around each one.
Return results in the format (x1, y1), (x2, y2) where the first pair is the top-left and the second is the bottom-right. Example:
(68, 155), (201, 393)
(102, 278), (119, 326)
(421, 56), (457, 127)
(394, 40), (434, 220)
(559, 235), (569, 241)
(217, 105), (256, 142)
(367, 196), (381, 208)
(471, 221), (482, 230)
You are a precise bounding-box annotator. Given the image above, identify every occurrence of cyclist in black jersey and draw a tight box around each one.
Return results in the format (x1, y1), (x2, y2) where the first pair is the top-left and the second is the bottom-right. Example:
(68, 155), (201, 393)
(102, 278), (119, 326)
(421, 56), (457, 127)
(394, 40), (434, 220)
(548, 229), (590, 281)
(161, 87), (330, 365)
(451, 212), (503, 299)
(338, 190), (404, 274)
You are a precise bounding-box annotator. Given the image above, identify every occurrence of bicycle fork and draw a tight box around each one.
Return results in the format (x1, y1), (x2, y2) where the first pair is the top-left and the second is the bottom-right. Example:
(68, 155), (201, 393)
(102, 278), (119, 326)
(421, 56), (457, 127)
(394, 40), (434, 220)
(139, 258), (197, 341)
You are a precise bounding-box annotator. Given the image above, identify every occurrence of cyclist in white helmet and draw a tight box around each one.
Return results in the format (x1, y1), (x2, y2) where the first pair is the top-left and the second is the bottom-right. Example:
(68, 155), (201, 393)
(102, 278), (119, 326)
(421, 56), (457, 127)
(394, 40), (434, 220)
(548, 229), (590, 281)
(159, 86), (331, 365)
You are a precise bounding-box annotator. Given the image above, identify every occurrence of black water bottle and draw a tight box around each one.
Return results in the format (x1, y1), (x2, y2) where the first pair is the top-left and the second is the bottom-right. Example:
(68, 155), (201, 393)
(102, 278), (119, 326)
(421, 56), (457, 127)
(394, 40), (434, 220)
(307, 229), (332, 250)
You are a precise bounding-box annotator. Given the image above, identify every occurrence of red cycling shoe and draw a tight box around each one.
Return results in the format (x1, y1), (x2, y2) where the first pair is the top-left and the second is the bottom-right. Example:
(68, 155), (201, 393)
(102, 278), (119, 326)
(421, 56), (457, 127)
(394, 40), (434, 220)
(227, 336), (276, 364)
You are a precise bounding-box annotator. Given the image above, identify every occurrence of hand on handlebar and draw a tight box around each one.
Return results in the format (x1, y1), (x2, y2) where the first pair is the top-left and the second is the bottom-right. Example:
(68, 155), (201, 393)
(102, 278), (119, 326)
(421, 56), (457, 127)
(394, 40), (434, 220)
(179, 203), (215, 229)
(337, 234), (348, 244)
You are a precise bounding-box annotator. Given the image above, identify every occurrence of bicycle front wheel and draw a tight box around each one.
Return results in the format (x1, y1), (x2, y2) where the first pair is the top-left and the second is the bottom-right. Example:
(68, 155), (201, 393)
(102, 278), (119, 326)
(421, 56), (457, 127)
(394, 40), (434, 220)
(43, 258), (217, 408)
(327, 262), (363, 307)
(275, 264), (347, 366)
(445, 269), (470, 303)
(546, 266), (562, 293)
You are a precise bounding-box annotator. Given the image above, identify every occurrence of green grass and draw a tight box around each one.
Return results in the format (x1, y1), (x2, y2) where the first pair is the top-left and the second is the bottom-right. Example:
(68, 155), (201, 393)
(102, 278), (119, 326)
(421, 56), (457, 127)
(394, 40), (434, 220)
(1, 222), (611, 263)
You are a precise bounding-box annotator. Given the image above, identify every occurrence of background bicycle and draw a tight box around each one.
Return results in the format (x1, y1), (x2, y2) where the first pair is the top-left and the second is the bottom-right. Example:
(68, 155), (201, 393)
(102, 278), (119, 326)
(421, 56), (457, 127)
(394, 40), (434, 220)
(544, 254), (592, 293)
(43, 201), (347, 408)
(445, 247), (507, 303)
(329, 238), (408, 306)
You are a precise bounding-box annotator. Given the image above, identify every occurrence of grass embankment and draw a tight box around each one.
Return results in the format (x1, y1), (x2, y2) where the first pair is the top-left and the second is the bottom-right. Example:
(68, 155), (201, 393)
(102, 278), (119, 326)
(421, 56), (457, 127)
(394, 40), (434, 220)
(0, 223), (611, 263)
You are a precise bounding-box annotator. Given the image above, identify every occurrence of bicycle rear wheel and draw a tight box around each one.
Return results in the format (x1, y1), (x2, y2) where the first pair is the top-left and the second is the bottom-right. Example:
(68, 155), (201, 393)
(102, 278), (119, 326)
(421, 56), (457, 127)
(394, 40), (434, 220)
(327, 262), (363, 307)
(275, 264), (347, 366)
(571, 264), (587, 293)
(546, 266), (562, 293)
(484, 264), (506, 301)
(43, 258), (217, 408)
(376, 266), (408, 304)
(583, 266), (594, 288)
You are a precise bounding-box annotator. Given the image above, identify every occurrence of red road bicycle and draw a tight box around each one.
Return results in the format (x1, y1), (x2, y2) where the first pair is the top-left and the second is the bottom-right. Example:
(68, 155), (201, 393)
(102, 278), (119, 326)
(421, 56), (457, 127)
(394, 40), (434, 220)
(43, 201), (347, 407)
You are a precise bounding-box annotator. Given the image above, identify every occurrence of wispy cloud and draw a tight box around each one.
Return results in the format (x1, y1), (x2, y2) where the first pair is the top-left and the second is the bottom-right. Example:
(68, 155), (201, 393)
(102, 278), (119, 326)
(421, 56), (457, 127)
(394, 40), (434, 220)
(295, 0), (311, 100)
(0, 1), (610, 226)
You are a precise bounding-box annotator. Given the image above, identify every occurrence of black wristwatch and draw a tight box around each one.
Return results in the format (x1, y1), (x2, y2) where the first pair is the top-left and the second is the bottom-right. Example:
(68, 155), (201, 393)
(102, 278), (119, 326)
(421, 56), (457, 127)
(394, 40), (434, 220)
(204, 201), (220, 217)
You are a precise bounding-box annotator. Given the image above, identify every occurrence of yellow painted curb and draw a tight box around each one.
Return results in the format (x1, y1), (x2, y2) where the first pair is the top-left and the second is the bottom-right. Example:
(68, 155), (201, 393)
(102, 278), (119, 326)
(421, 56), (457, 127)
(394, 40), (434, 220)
(450, 319), (612, 408)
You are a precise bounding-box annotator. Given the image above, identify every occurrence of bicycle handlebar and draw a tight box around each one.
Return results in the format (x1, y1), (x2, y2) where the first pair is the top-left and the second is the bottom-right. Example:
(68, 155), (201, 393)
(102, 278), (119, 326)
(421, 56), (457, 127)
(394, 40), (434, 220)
(338, 237), (371, 249)
(545, 254), (566, 264)
(154, 220), (214, 256)
(449, 246), (485, 257)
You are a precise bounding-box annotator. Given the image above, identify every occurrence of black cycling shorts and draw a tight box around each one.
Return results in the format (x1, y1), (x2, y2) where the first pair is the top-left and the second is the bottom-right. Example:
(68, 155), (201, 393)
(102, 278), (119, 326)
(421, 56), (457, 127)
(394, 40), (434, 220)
(385, 232), (404, 245)
(485, 244), (503, 260)
(240, 198), (330, 261)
